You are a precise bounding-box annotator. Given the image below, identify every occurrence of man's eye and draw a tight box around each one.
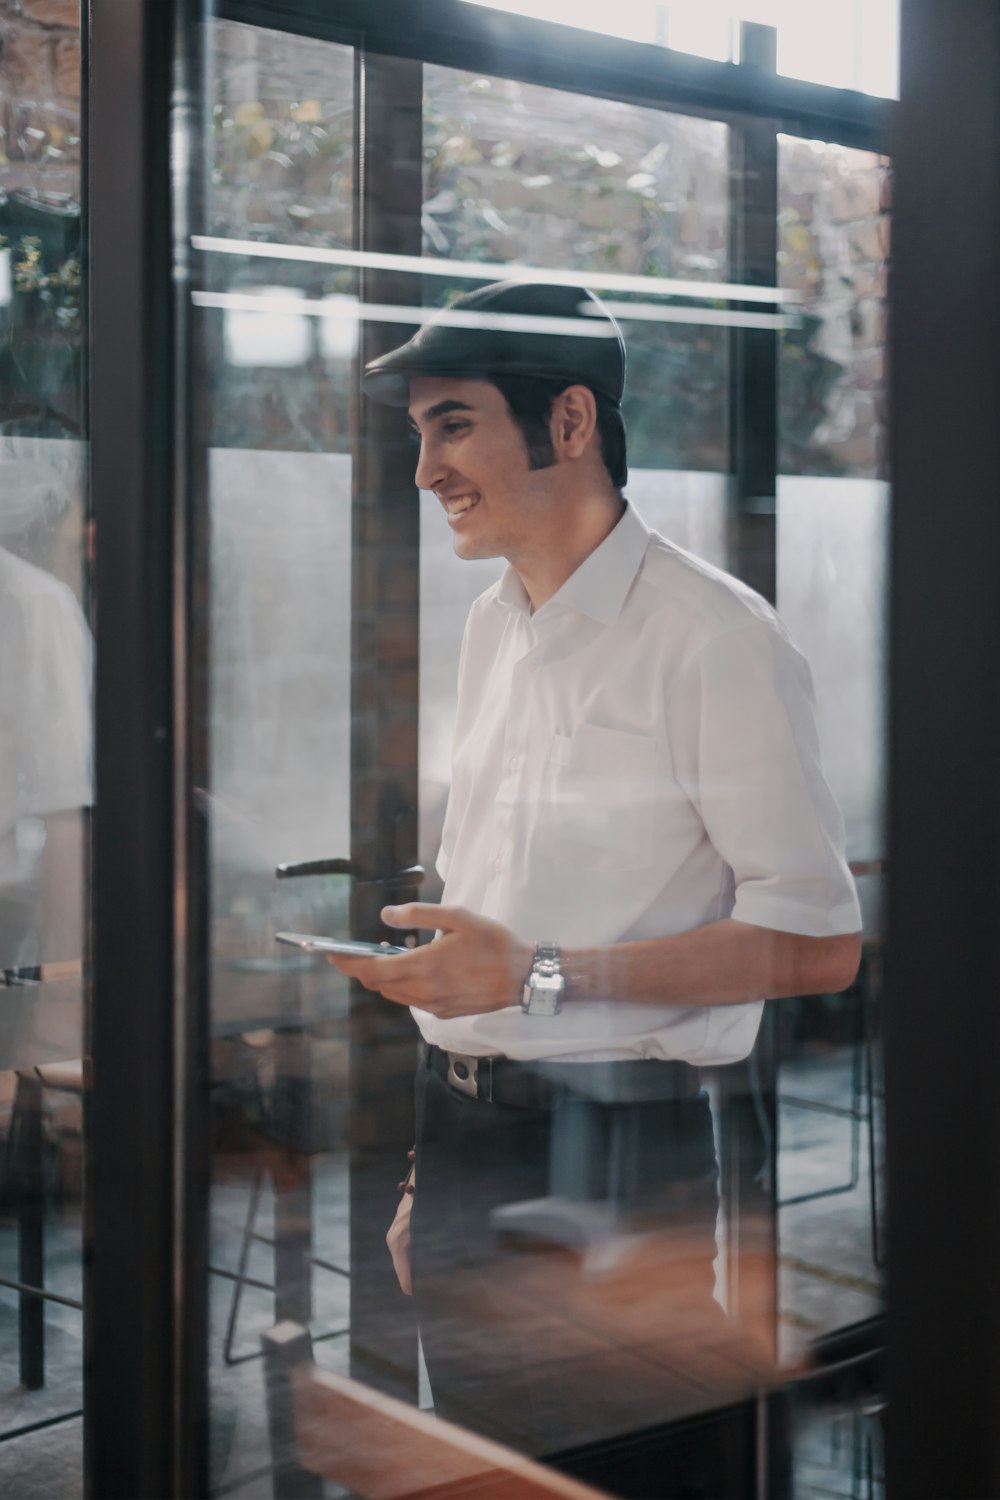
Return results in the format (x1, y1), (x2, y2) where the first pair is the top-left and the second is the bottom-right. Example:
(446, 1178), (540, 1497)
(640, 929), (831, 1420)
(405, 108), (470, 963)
(442, 421), (469, 437)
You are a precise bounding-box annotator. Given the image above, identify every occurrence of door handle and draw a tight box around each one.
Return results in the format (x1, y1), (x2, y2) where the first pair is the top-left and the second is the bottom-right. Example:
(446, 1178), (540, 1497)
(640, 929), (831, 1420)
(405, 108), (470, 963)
(275, 858), (425, 891)
(275, 857), (352, 880)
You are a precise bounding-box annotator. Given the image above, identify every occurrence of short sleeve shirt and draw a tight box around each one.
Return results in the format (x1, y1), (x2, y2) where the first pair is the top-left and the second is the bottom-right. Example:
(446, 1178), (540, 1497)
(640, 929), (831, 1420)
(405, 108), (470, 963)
(413, 502), (861, 1065)
(0, 547), (93, 891)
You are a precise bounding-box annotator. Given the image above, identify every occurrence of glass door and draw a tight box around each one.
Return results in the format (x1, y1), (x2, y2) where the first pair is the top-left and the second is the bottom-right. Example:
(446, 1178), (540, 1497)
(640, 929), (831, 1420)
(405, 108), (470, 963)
(182, 7), (889, 1497)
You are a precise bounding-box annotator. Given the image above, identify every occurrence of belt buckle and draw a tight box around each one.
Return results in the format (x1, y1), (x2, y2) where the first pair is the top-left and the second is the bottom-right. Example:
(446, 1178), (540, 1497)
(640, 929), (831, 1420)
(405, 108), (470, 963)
(446, 1051), (492, 1101)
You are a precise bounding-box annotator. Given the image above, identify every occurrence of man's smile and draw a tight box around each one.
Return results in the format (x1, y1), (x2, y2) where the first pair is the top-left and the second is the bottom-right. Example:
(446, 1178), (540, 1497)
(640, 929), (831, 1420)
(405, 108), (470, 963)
(440, 491), (482, 523)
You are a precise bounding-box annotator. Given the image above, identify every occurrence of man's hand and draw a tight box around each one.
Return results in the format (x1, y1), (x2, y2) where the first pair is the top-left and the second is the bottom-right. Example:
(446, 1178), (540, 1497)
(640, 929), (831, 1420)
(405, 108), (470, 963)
(387, 1186), (413, 1296)
(327, 903), (533, 1018)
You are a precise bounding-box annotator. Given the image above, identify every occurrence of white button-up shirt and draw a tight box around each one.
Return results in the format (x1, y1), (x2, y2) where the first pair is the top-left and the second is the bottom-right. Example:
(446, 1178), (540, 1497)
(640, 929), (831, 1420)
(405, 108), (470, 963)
(414, 502), (861, 1065)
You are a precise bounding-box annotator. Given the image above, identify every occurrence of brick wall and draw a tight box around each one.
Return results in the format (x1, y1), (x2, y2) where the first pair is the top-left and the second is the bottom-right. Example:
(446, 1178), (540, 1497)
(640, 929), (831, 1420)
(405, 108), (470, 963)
(0, 0), (81, 204)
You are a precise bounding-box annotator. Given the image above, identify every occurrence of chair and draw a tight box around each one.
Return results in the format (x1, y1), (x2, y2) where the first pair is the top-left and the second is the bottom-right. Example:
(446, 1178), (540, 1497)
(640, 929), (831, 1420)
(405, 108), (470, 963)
(261, 1320), (611, 1500)
(1, 1061), (85, 1391)
(212, 851), (425, 1364)
(776, 860), (886, 1269)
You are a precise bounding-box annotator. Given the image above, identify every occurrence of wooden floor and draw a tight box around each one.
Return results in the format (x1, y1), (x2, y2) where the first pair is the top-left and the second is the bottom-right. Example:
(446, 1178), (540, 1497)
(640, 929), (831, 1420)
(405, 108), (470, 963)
(0, 1044), (884, 1499)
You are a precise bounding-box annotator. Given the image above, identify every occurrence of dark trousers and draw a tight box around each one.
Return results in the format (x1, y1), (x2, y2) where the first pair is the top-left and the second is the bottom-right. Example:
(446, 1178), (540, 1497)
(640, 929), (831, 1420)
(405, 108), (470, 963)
(411, 1056), (768, 1495)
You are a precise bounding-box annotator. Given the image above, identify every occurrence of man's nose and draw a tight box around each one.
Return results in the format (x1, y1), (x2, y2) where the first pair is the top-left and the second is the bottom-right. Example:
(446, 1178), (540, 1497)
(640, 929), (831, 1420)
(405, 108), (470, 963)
(413, 438), (446, 493)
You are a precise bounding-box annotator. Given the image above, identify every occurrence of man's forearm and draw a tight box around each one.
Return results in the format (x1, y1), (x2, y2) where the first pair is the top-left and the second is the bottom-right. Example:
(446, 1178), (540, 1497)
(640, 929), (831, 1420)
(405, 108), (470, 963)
(562, 919), (861, 1008)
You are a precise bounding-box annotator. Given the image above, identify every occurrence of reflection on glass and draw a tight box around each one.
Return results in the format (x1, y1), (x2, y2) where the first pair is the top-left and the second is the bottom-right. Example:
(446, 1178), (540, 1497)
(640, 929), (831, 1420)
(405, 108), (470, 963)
(201, 22), (356, 1497)
(0, 446), (90, 1006)
(0, 445), (90, 1451)
(204, 20), (355, 453)
(0, 0), (88, 1473)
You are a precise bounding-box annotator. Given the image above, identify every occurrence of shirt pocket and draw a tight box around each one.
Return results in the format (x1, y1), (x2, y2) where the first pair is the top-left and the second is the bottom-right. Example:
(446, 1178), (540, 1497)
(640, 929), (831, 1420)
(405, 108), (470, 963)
(543, 723), (659, 873)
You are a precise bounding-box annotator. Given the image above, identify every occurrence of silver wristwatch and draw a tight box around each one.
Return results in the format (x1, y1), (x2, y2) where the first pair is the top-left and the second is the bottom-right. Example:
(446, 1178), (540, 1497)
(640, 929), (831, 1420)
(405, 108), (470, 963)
(521, 941), (565, 1016)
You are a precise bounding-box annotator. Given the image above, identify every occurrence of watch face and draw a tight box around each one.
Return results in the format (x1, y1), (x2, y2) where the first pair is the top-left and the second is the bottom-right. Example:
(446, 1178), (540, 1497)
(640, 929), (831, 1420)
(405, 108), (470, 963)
(534, 976), (562, 997)
(526, 972), (565, 1015)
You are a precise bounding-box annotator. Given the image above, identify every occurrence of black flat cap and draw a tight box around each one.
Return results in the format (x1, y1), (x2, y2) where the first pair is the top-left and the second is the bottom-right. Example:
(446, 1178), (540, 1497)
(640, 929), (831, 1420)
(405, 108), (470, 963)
(362, 279), (626, 407)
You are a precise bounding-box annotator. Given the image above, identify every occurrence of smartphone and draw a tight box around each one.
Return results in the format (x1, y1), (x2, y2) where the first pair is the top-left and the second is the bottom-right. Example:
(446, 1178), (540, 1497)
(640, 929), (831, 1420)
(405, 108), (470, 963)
(276, 931), (410, 957)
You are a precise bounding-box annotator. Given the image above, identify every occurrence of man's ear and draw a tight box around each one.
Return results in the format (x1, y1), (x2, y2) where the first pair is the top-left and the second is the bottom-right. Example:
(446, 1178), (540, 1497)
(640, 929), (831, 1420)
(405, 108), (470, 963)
(551, 384), (598, 460)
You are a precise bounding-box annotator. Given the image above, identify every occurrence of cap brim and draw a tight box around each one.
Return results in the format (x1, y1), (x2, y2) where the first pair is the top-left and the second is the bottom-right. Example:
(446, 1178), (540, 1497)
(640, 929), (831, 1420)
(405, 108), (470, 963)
(361, 346), (500, 406)
(360, 365), (413, 406)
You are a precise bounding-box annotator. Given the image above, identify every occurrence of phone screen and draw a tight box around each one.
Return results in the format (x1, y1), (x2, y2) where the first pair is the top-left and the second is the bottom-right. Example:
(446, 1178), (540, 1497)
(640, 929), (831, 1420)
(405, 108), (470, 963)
(275, 931), (410, 957)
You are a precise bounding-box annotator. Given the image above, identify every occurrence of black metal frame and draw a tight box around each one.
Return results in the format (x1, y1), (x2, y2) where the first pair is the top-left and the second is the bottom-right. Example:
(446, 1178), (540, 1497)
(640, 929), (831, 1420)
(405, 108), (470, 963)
(81, 0), (900, 1495)
(219, 0), (892, 151)
(885, 1), (1000, 1494)
(85, 0), (208, 1495)
(346, 47), (424, 1402)
(86, 0), (178, 1492)
(727, 23), (780, 605)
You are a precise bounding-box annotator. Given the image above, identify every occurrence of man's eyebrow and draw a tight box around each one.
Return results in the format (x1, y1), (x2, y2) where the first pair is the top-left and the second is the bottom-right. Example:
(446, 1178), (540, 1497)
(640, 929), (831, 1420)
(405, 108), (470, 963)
(408, 399), (476, 429)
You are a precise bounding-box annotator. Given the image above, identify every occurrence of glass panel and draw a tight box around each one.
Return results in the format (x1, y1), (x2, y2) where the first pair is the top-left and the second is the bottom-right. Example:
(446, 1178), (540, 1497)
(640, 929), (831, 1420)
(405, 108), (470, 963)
(191, 20), (880, 1500)
(776, 137), (888, 1361)
(778, 138), (890, 480)
(0, 0), (88, 1485)
(197, 20), (355, 1497)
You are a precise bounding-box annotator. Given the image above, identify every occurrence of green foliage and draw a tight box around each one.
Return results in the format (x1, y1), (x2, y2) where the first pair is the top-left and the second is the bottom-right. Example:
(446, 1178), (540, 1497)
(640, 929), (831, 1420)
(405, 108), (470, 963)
(0, 207), (83, 436)
(9, 235), (82, 331)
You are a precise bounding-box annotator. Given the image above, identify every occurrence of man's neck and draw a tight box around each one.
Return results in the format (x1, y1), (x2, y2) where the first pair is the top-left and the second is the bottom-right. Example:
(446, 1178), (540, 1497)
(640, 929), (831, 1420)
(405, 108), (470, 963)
(513, 493), (626, 612)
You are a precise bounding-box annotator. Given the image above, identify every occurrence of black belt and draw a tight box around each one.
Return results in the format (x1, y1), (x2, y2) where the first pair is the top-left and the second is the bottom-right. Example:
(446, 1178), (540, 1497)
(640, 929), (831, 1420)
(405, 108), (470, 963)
(423, 1042), (701, 1108)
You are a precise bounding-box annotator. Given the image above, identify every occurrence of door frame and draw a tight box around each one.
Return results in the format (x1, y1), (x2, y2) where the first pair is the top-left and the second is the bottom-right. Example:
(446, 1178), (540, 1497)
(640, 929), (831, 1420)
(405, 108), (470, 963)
(85, 2), (899, 1495)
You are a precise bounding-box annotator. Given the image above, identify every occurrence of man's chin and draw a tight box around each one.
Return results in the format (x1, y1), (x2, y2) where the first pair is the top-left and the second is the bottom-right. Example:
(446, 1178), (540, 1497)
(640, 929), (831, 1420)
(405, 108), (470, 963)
(452, 533), (500, 561)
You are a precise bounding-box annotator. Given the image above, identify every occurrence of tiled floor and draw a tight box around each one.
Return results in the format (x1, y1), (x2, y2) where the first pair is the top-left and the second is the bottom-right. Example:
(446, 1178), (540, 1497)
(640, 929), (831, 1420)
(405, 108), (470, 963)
(0, 1043), (884, 1499)
(0, 1207), (84, 1497)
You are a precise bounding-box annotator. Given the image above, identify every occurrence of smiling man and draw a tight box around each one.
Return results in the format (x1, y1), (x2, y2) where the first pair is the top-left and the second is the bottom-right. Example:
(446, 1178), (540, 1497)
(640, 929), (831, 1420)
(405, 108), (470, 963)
(333, 280), (862, 1470)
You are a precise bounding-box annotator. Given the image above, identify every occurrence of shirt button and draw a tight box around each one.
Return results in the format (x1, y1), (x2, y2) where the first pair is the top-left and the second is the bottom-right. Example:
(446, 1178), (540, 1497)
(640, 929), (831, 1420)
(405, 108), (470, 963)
(493, 855), (503, 873)
(508, 755), (519, 772)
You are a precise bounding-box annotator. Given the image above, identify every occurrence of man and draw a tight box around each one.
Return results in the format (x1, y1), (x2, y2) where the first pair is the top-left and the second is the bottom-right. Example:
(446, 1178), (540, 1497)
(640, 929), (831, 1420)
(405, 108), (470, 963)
(332, 280), (861, 1473)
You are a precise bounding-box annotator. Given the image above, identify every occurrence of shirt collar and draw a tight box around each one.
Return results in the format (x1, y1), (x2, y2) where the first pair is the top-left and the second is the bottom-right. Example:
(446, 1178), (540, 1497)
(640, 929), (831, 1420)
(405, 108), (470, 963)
(495, 501), (650, 627)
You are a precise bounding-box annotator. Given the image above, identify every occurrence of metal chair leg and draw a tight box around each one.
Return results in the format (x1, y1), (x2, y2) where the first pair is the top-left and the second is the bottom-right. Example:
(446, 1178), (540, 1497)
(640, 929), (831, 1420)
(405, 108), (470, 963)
(215, 1163), (346, 1366)
(222, 1167), (266, 1366)
(262, 1323), (323, 1500)
(14, 1072), (45, 1390)
(778, 984), (867, 1210)
(865, 1010), (886, 1270)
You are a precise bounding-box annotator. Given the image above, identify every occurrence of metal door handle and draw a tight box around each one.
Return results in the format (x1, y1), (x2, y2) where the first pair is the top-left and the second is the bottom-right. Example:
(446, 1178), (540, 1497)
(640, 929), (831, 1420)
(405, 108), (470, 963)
(275, 858), (352, 880)
(275, 859), (425, 890)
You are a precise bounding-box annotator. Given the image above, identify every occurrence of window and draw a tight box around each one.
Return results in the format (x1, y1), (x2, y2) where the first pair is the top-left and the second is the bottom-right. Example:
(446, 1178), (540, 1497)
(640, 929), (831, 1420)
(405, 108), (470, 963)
(462, 0), (900, 97)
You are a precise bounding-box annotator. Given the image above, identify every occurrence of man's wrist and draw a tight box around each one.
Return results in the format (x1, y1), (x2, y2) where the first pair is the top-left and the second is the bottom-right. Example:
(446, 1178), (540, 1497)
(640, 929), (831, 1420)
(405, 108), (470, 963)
(513, 941), (635, 1007)
(510, 938), (535, 1005)
(559, 945), (625, 1004)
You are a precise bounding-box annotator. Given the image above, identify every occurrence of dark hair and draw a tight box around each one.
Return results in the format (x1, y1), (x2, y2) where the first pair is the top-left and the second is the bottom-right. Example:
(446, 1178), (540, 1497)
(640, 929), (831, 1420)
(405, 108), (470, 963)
(489, 374), (628, 491)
